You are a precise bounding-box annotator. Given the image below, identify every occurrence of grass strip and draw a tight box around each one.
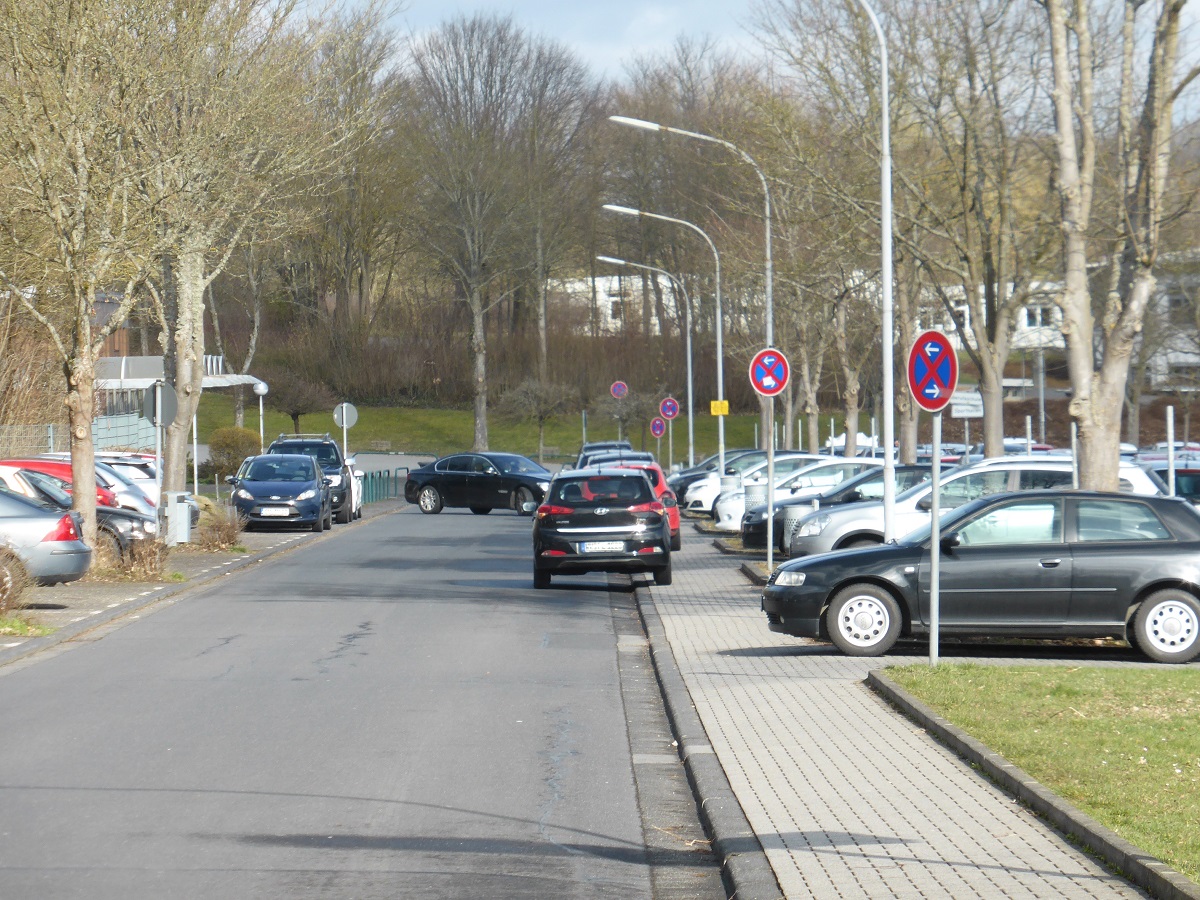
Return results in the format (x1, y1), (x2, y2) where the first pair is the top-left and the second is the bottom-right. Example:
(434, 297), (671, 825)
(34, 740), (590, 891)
(888, 663), (1200, 884)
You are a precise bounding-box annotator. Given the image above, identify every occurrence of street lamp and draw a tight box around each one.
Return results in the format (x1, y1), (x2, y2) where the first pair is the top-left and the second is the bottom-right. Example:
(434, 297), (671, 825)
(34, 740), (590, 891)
(596, 254), (694, 469)
(602, 203), (724, 471)
(253, 380), (269, 452)
(841, 0), (896, 541)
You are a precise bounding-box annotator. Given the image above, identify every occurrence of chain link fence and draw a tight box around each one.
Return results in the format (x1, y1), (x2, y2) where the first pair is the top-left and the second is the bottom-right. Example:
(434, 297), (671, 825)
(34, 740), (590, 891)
(0, 414), (156, 458)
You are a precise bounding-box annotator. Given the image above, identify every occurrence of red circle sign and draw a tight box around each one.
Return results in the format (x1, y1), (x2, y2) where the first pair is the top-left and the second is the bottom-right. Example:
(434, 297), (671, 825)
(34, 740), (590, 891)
(611, 381), (628, 399)
(659, 397), (679, 420)
(907, 331), (958, 412)
(748, 348), (789, 397)
(651, 417), (666, 438)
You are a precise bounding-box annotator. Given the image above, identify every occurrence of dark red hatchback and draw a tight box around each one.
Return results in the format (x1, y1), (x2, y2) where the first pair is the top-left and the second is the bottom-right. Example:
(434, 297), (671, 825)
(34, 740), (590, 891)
(530, 468), (672, 589)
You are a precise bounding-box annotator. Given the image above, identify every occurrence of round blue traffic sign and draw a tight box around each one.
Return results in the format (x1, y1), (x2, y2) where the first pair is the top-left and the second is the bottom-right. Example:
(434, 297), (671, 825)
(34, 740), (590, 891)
(907, 330), (958, 413)
(749, 348), (789, 398)
(659, 397), (679, 420)
(611, 380), (628, 400)
(651, 417), (666, 438)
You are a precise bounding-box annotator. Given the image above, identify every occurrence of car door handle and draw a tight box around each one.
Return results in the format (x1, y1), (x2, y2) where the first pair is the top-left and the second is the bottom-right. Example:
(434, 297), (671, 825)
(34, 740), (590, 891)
(1039, 558), (1062, 568)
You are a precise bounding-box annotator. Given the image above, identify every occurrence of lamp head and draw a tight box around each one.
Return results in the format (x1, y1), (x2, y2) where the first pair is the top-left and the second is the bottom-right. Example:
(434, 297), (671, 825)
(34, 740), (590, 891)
(609, 115), (661, 132)
(253, 381), (269, 397)
(596, 255), (627, 266)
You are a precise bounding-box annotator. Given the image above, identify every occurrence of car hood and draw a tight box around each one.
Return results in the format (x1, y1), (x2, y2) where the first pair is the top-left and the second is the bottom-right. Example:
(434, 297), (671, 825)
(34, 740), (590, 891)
(239, 479), (319, 496)
(772, 541), (918, 579)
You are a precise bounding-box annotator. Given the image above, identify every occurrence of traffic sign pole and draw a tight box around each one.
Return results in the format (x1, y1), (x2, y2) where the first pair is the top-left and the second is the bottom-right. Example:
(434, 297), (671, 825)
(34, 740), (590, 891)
(748, 349), (790, 572)
(668, 419), (673, 471)
(930, 412), (942, 666)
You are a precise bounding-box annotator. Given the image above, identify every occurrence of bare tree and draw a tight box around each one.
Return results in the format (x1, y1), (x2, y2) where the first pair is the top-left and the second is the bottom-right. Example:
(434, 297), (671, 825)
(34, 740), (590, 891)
(1042, 0), (1200, 487)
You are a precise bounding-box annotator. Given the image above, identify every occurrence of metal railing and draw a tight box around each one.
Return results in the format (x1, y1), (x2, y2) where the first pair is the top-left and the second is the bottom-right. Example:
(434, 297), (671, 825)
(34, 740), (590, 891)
(361, 467), (408, 504)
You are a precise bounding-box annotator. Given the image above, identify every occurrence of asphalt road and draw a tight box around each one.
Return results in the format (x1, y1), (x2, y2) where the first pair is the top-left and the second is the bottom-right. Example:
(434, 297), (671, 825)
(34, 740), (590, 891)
(0, 507), (722, 899)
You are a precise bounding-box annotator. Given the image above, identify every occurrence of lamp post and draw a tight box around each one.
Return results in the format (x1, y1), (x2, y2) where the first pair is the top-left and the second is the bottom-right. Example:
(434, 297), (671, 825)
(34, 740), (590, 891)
(602, 203), (723, 471)
(842, 0), (896, 541)
(596, 254), (694, 468)
(253, 380), (269, 452)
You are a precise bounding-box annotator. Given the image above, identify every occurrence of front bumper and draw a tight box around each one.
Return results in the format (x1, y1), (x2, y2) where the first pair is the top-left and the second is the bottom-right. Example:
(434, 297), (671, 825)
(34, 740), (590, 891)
(234, 498), (323, 525)
(761, 584), (823, 638)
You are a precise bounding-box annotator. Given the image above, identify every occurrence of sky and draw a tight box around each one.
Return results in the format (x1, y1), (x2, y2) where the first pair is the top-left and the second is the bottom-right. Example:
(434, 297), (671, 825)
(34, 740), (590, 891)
(396, 1), (762, 81)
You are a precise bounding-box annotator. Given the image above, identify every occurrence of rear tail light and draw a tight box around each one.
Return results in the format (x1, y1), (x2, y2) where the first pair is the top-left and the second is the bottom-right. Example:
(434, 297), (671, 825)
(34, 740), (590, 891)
(628, 502), (665, 514)
(42, 514), (80, 543)
(537, 504), (574, 518)
(98, 488), (118, 507)
(540, 549), (567, 557)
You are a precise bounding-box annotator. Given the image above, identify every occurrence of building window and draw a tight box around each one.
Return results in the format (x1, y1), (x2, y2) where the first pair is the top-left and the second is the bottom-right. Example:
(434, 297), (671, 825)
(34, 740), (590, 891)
(611, 301), (623, 321)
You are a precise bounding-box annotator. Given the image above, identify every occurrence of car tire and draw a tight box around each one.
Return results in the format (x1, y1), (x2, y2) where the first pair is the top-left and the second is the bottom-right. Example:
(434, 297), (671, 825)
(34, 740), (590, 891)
(338, 502), (352, 525)
(96, 529), (124, 565)
(826, 584), (902, 656)
(513, 486), (534, 515)
(470, 507), (492, 515)
(670, 530), (682, 552)
(312, 512), (324, 533)
(653, 558), (673, 586)
(0, 551), (27, 610)
(417, 485), (443, 514)
(325, 505), (334, 530)
(1132, 589), (1200, 663)
(533, 566), (550, 589)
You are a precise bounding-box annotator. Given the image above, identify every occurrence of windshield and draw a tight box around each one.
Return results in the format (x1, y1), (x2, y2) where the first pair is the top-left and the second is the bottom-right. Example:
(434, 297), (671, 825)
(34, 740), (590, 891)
(729, 454), (766, 474)
(245, 458), (316, 482)
(21, 470), (72, 507)
(492, 454), (549, 476)
(96, 461), (136, 488)
(897, 501), (981, 546)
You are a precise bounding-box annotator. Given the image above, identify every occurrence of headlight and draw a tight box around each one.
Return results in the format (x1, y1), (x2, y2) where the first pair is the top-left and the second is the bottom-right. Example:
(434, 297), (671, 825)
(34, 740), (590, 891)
(326, 474), (343, 487)
(143, 520), (157, 534)
(773, 570), (807, 587)
(797, 514), (831, 537)
(235, 489), (254, 501)
(296, 489), (317, 500)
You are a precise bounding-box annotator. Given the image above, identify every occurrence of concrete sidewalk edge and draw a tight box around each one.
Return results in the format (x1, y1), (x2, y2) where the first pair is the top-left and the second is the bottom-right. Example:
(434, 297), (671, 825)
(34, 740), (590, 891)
(635, 582), (784, 900)
(868, 670), (1200, 900)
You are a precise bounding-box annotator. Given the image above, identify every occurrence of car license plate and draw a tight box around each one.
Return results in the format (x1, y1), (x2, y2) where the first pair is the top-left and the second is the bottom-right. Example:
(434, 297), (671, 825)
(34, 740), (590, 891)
(582, 541), (624, 553)
(260, 507), (290, 517)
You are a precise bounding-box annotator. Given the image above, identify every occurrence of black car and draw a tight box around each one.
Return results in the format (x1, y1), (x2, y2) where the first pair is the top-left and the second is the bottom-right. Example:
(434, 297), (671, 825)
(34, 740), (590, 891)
(666, 448), (757, 495)
(226, 454), (333, 532)
(742, 465), (934, 550)
(761, 490), (1200, 664)
(15, 469), (157, 561)
(530, 468), (672, 589)
(404, 452), (550, 515)
(571, 440), (632, 469)
(267, 434), (355, 524)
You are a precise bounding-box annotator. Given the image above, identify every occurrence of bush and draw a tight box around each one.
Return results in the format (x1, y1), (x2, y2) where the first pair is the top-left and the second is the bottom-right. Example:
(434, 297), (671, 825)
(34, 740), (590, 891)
(208, 426), (260, 479)
(194, 498), (245, 551)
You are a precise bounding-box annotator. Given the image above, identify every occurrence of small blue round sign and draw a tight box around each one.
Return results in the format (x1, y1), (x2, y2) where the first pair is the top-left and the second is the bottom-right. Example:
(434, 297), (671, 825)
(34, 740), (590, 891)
(659, 397), (679, 420)
(611, 381), (628, 400)
(651, 417), (666, 438)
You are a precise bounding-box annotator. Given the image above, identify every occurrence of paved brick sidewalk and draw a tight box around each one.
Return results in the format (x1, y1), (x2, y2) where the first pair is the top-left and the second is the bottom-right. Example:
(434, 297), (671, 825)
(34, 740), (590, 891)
(645, 532), (1149, 899)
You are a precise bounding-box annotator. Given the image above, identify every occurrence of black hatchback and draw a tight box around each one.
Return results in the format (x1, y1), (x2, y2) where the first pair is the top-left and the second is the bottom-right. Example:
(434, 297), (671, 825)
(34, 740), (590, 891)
(531, 468), (672, 589)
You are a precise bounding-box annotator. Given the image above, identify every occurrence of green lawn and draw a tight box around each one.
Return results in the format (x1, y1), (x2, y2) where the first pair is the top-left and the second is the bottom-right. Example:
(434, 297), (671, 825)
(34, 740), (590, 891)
(197, 393), (775, 463)
(888, 663), (1200, 884)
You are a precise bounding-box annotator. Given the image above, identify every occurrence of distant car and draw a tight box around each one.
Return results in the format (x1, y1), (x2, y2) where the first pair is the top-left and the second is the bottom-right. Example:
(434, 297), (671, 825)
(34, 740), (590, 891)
(762, 490), (1200, 664)
(2, 457), (120, 509)
(0, 466), (156, 562)
(226, 454), (332, 532)
(0, 490), (91, 605)
(581, 450), (656, 469)
(713, 458), (882, 532)
(530, 468), (672, 589)
(404, 452), (550, 515)
(1140, 461), (1200, 507)
(615, 460), (682, 550)
(787, 458), (1162, 559)
(742, 465), (934, 551)
(570, 440), (632, 469)
(665, 449), (757, 496)
(267, 434), (356, 524)
(692, 452), (825, 518)
(37, 453), (200, 525)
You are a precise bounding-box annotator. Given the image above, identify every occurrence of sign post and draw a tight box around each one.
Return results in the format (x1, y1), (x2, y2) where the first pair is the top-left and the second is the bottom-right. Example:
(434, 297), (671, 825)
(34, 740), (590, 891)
(907, 331), (958, 666)
(610, 381), (628, 442)
(749, 348), (790, 572)
(659, 398), (679, 469)
(333, 402), (358, 457)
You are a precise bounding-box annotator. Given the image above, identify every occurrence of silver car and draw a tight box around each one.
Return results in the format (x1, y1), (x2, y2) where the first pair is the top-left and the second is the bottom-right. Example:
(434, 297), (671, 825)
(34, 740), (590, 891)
(0, 489), (92, 605)
(787, 458), (1163, 558)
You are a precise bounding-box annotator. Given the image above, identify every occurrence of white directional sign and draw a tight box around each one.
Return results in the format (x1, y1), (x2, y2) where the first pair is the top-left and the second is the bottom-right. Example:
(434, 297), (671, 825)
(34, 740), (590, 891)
(950, 391), (983, 419)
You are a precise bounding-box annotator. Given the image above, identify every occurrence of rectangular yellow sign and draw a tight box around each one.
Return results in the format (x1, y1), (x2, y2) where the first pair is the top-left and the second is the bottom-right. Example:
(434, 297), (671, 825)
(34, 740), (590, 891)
(710, 400), (729, 416)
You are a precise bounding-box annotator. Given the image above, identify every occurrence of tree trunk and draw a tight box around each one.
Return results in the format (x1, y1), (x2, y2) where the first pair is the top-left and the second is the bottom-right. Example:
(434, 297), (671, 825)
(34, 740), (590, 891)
(978, 367), (1005, 457)
(164, 247), (207, 492)
(471, 287), (489, 451)
(65, 351), (98, 547)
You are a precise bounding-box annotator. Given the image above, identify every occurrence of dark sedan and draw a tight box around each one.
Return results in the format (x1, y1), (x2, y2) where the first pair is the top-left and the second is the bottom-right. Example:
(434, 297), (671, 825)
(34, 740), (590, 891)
(226, 454), (332, 532)
(742, 465), (933, 550)
(531, 468), (672, 588)
(404, 452), (550, 515)
(761, 490), (1200, 663)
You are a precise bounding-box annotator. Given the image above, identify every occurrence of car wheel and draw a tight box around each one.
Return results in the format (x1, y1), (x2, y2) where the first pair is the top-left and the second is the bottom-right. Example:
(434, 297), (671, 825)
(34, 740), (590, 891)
(1132, 589), (1200, 663)
(417, 485), (443, 514)
(470, 507), (492, 515)
(96, 529), (124, 566)
(0, 551), (27, 610)
(533, 565), (550, 589)
(826, 584), (902, 656)
(513, 486), (534, 515)
(670, 530), (682, 552)
(312, 512), (325, 533)
(325, 505), (334, 529)
(338, 502), (352, 524)
(653, 558), (673, 586)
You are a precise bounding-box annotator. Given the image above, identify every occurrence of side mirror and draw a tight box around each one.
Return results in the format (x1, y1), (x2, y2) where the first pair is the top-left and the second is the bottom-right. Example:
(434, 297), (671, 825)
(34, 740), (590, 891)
(485, 466), (499, 476)
(345, 455), (356, 466)
(916, 495), (933, 512)
(224, 475), (237, 485)
(521, 501), (539, 514)
(353, 469), (364, 477)
(662, 495), (678, 508)
(843, 490), (862, 503)
(323, 478), (333, 487)
(941, 533), (961, 551)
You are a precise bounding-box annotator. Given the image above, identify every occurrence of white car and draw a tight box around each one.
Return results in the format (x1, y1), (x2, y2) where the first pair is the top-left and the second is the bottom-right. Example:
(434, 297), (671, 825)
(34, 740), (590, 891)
(713, 458), (882, 532)
(684, 452), (823, 516)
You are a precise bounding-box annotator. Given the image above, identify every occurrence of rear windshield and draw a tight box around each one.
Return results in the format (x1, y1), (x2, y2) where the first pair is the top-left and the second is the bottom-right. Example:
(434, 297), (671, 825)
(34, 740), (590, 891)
(552, 476), (653, 506)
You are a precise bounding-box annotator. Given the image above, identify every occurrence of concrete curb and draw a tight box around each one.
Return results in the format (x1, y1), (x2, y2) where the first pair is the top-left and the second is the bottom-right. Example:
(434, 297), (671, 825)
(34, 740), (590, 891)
(868, 670), (1200, 900)
(635, 582), (784, 900)
(0, 503), (403, 670)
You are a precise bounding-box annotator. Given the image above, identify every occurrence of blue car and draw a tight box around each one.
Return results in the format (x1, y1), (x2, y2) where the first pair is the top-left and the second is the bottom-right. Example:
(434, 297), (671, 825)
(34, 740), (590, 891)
(226, 454), (332, 532)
